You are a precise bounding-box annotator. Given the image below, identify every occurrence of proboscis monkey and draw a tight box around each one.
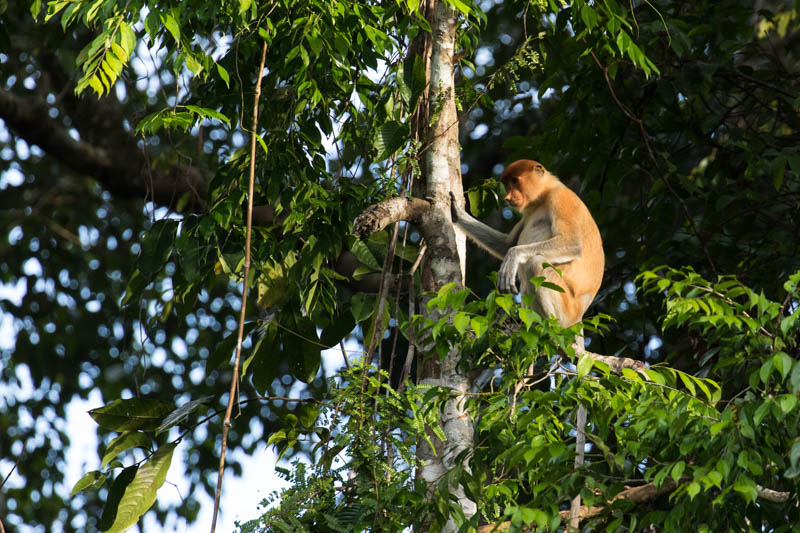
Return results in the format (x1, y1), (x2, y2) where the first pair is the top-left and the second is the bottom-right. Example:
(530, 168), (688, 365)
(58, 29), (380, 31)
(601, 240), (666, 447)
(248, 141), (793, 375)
(450, 159), (604, 326)
(451, 159), (604, 531)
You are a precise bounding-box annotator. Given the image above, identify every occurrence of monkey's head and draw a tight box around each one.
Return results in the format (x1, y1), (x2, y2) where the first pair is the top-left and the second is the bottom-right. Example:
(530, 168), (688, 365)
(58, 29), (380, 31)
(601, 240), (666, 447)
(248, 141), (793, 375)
(500, 159), (551, 210)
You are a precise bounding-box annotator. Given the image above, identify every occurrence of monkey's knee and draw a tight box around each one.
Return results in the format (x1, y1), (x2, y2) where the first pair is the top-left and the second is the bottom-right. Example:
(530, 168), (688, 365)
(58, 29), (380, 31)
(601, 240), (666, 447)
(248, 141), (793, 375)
(533, 289), (561, 323)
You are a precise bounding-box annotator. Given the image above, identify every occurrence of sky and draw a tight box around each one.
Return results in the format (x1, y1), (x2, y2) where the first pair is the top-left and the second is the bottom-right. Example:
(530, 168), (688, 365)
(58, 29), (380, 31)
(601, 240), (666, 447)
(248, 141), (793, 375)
(0, 241), (353, 533)
(0, 155), (361, 532)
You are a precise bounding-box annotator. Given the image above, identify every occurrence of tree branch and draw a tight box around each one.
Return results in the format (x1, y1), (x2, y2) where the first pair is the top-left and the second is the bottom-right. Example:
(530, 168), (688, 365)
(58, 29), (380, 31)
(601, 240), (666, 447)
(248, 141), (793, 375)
(0, 83), (412, 295)
(757, 484), (791, 503)
(584, 351), (648, 374)
(477, 478), (791, 532)
(0, 88), (206, 211)
(353, 196), (431, 237)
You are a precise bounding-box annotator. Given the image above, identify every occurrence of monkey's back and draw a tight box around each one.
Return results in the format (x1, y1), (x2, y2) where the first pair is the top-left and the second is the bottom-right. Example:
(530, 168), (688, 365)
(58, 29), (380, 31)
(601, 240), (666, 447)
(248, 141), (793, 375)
(525, 183), (604, 326)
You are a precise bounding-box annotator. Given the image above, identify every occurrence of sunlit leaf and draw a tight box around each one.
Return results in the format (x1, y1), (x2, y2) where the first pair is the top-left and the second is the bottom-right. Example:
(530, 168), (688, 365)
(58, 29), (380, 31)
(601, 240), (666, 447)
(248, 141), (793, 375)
(105, 443), (177, 533)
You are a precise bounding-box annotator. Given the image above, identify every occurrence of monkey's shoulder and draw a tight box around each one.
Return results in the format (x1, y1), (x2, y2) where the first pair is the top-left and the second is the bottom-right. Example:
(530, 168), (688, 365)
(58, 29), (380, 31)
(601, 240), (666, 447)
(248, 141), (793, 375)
(516, 210), (553, 244)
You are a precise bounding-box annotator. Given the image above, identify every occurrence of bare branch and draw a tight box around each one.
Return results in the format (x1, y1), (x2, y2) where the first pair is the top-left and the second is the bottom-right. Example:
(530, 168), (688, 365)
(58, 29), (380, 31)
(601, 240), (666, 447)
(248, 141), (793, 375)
(584, 351), (648, 374)
(210, 38), (268, 533)
(757, 484), (791, 504)
(353, 196), (431, 237)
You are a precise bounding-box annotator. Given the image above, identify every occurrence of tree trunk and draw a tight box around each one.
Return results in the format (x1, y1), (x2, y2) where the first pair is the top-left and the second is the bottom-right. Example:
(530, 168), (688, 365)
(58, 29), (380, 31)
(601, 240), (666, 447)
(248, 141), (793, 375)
(414, 1), (475, 530)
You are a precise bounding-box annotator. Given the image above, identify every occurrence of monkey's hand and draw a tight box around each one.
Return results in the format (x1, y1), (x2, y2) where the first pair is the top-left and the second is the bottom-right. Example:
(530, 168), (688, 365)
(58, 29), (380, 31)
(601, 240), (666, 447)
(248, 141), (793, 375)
(498, 247), (521, 294)
(449, 191), (467, 223)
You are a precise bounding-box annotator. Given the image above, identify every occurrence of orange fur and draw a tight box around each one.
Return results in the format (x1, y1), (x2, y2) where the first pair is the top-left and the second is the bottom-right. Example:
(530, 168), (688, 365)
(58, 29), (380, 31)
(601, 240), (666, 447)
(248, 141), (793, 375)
(453, 159), (604, 327)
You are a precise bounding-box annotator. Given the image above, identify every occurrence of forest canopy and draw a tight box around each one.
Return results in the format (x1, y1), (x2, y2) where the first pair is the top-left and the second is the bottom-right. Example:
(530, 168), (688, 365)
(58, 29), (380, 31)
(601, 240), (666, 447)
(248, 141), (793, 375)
(0, 0), (799, 532)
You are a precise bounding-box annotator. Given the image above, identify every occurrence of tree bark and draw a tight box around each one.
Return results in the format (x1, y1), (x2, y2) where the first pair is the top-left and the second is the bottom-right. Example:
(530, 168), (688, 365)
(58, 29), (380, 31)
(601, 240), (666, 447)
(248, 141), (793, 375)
(412, 1), (476, 530)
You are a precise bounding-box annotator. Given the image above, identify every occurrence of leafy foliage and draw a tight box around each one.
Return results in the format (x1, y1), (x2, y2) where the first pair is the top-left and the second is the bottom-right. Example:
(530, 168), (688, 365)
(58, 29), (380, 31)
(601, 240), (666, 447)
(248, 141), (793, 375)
(248, 270), (800, 531)
(240, 366), (443, 533)
(1, 0), (799, 530)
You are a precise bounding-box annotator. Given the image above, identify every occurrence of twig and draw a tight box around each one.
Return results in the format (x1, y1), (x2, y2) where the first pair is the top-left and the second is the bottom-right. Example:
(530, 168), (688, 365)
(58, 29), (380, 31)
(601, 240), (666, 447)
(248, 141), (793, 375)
(209, 38), (268, 533)
(359, 220), (401, 405)
(399, 243), (427, 390)
(339, 340), (351, 370)
(0, 457), (20, 533)
(569, 400), (587, 531)
(775, 291), (793, 351)
(0, 458), (19, 490)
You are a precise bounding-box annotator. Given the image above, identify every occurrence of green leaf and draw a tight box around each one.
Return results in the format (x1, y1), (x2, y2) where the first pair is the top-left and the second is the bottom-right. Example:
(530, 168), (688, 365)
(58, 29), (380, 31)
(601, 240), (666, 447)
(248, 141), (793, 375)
(789, 440), (800, 469)
(320, 312), (356, 348)
(137, 219), (179, 282)
(733, 475), (758, 504)
(101, 432), (151, 468)
(161, 12), (180, 43)
(71, 470), (106, 496)
(249, 323), (281, 393)
(778, 394), (798, 414)
(576, 354), (593, 379)
(184, 105), (230, 126)
(119, 21), (136, 57)
(99, 465), (138, 530)
(495, 294), (514, 314)
(580, 4), (598, 30)
(790, 361), (800, 393)
(773, 352), (793, 381)
(622, 367), (643, 383)
(539, 281), (565, 293)
(447, 0), (471, 15)
(616, 30), (631, 56)
(144, 9), (159, 41)
(705, 469), (723, 488)
(686, 481), (701, 499)
(89, 398), (175, 432)
(30, 0), (41, 20)
(105, 443), (177, 533)
(282, 310), (321, 383)
(351, 293), (375, 323)
(709, 419), (729, 436)
(645, 368), (666, 385)
(760, 358), (774, 384)
(373, 120), (408, 160)
(453, 312), (470, 335)
(782, 312), (800, 338)
(156, 396), (213, 434)
(349, 239), (381, 270)
(519, 308), (538, 330)
(671, 461), (686, 483)
(753, 400), (770, 425)
(470, 316), (488, 337)
(206, 322), (256, 372)
(216, 63), (230, 87)
(678, 371), (696, 396)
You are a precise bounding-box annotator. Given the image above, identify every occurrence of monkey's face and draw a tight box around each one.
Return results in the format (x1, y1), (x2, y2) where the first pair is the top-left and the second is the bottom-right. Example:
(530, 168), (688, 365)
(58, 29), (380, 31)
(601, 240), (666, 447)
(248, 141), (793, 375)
(501, 160), (547, 210)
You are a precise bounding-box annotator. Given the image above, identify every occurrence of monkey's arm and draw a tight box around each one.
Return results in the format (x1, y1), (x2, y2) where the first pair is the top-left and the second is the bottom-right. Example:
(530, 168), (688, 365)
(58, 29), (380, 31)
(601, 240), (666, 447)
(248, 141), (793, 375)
(450, 192), (517, 260)
(498, 223), (583, 295)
